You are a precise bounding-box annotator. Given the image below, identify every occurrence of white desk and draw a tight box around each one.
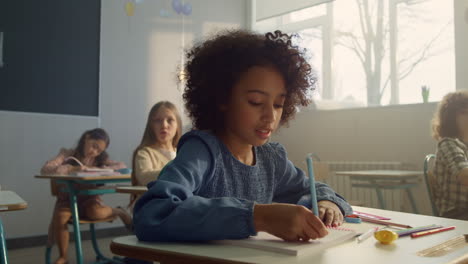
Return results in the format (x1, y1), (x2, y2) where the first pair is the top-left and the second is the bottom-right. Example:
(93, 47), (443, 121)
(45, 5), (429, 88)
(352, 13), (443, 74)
(110, 206), (468, 264)
(116, 186), (148, 195)
(0, 191), (28, 264)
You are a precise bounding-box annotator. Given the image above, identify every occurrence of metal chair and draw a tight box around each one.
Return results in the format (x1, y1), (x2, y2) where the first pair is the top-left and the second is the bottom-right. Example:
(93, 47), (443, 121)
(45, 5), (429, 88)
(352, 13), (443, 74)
(423, 154), (438, 216)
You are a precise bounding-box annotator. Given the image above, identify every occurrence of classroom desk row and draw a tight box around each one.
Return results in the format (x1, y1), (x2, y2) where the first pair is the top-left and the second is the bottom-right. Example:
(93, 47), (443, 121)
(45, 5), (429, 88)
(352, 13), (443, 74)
(110, 206), (468, 264)
(3, 173), (463, 264)
(35, 174), (136, 264)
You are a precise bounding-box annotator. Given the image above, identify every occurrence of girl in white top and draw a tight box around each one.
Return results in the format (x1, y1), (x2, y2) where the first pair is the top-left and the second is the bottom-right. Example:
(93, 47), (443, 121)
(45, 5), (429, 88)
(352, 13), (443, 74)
(130, 101), (182, 207)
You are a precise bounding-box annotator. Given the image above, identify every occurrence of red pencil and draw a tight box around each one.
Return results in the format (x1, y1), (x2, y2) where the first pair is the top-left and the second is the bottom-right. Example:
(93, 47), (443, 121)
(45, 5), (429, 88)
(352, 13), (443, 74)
(410, 226), (456, 238)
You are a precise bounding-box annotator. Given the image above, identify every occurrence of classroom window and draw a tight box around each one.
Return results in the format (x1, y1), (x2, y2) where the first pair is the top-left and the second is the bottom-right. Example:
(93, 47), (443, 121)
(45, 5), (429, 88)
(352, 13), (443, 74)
(252, 0), (455, 110)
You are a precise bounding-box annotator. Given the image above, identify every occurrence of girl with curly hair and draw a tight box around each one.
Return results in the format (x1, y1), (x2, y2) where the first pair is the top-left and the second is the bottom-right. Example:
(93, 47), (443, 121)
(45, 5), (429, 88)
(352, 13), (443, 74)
(134, 30), (352, 242)
(431, 90), (468, 219)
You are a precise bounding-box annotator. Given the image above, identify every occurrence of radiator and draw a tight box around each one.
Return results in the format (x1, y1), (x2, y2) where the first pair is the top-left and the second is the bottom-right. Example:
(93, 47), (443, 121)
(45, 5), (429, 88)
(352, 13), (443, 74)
(320, 161), (415, 211)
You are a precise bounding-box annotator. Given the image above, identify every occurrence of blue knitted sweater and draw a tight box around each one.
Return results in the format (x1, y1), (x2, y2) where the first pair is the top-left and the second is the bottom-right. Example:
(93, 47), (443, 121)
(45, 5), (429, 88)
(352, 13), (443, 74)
(133, 130), (352, 242)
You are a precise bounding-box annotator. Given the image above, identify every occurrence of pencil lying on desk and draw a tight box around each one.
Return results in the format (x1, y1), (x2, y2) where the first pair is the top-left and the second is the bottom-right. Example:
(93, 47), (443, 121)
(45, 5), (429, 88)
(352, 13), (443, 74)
(411, 226), (456, 238)
(396, 224), (443, 237)
(359, 216), (412, 228)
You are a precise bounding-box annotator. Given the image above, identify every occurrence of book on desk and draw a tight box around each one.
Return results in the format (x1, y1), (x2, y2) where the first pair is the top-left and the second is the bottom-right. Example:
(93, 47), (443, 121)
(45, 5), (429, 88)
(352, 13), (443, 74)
(71, 168), (121, 177)
(215, 227), (357, 256)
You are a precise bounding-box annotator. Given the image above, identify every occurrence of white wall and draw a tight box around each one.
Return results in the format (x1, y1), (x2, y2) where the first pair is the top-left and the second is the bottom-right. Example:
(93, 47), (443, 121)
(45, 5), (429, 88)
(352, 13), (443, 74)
(0, 112), (99, 237)
(1, 0), (246, 239)
(273, 103), (437, 170)
(455, 0), (468, 90)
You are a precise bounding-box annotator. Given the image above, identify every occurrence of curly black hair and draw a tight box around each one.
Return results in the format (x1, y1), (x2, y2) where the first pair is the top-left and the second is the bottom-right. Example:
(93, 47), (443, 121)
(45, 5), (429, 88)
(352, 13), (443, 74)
(183, 29), (316, 131)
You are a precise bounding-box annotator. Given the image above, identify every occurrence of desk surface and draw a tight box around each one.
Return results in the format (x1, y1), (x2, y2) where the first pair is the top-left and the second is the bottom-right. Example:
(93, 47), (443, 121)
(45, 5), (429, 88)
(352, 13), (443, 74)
(110, 206), (468, 264)
(35, 174), (131, 181)
(116, 186), (148, 195)
(0, 191), (28, 212)
(335, 170), (423, 178)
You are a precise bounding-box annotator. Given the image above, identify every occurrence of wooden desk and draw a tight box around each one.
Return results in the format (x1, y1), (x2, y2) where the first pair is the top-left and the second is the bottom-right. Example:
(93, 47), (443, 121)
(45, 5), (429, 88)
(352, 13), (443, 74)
(335, 170), (422, 213)
(116, 186), (148, 195)
(35, 174), (130, 264)
(110, 206), (468, 264)
(0, 191), (28, 264)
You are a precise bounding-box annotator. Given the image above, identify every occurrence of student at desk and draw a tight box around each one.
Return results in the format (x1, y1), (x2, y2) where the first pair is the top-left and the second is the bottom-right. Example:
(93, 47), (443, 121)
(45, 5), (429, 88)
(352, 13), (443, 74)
(134, 30), (352, 243)
(431, 91), (468, 220)
(129, 101), (182, 208)
(41, 128), (132, 264)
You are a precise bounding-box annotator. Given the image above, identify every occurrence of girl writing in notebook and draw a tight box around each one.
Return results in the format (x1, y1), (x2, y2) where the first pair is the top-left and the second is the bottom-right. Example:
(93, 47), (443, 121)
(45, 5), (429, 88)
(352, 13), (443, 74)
(133, 30), (352, 243)
(129, 101), (182, 208)
(41, 128), (132, 264)
(431, 90), (468, 220)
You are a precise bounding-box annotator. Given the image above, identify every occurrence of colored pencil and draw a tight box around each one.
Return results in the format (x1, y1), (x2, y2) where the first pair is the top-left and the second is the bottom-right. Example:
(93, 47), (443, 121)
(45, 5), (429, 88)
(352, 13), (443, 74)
(306, 154), (319, 216)
(396, 224), (443, 237)
(359, 216), (412, 228)
(411, 226), (456, 238)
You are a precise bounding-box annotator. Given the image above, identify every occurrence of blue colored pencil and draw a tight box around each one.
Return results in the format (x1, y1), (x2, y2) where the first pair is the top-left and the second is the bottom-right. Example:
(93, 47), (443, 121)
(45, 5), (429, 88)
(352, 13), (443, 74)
(306, 154), (319, 216)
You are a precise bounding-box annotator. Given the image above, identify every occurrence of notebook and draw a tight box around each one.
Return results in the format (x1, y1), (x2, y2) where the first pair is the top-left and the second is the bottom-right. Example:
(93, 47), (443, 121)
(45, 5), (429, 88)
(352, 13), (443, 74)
(71, 170), (120, 177)
(83, 168), (114, 173)
(216, 227), (357, 256)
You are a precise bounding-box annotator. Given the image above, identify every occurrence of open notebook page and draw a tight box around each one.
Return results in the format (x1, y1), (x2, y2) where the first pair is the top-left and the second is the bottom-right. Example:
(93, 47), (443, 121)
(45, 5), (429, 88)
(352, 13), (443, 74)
(215, 227), (357, 256)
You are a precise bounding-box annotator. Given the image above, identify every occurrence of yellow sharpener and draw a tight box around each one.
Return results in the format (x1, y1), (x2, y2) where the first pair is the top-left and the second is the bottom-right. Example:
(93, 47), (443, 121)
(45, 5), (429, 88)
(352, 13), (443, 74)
(374, 230), (399, 244)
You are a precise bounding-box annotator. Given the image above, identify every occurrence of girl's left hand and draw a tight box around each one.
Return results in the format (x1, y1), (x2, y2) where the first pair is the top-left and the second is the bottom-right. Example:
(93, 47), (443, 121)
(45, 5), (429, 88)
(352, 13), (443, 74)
(318, 200), (344, 227)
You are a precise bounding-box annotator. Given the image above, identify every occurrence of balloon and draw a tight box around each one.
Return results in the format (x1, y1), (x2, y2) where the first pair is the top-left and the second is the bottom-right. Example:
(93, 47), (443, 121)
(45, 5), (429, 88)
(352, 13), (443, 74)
(182, 3), (192, 16)
(125, 1), (135, 16)
(172, 0), (183, 14)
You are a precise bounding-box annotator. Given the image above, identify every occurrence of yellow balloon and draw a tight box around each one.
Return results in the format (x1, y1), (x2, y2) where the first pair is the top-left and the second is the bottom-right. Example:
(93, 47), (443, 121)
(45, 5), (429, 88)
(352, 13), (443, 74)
(125, 2), (135, 17)
(374, 230), (398, 245)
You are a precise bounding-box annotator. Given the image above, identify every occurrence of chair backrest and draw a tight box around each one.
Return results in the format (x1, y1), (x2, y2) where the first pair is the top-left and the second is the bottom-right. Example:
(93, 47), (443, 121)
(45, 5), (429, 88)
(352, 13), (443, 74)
(423, 154), (438, 216)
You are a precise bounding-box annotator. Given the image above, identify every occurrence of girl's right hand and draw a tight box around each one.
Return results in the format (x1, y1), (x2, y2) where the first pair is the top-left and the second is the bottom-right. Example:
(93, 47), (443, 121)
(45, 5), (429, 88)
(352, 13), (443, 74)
(253, 203), (328, 242)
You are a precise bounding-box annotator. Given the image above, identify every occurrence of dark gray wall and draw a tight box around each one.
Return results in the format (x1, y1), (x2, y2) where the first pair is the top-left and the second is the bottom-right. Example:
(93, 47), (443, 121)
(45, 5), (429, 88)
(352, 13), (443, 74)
(0, 0), (101, 116)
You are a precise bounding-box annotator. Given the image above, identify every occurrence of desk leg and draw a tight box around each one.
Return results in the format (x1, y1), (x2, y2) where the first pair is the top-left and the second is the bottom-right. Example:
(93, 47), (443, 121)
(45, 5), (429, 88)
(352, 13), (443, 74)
(0, 218), (9, 264)
(406, 189), (419, 214)
(66, 182), (83, 264)
(375, 188), (386, 209)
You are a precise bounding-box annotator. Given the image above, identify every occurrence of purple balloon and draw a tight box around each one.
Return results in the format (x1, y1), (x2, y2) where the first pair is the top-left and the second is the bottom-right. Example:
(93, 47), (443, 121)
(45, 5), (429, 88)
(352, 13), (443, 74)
(172, 0), (182, 14)
(182, 3), (192, 16)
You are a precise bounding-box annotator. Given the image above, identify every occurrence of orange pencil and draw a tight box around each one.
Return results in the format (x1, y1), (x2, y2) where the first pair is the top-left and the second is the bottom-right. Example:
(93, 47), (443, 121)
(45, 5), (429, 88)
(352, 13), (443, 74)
(410, 226), (456, 238)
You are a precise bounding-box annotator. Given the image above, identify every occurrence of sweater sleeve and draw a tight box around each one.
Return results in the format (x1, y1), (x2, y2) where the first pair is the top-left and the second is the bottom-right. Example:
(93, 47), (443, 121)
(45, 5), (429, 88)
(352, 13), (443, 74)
(133, 137), (256, 242)
(40, 148), (75, 175)
(133, 149), (162, 186)
(271, 144), (353, 216)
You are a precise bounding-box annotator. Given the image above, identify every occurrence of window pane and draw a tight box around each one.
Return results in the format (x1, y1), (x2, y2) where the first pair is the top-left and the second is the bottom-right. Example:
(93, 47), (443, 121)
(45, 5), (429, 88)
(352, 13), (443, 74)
(396, 0), (455, 104)
(285, 5), (326, 24)
(332, 1), (376, 108)
(253, 0), (455, 109)
(294, 27), (323, 101)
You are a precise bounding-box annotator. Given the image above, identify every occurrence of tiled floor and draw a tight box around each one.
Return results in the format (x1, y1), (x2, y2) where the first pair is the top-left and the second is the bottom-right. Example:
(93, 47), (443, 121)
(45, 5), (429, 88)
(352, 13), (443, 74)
(7, 236), (118, 264)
